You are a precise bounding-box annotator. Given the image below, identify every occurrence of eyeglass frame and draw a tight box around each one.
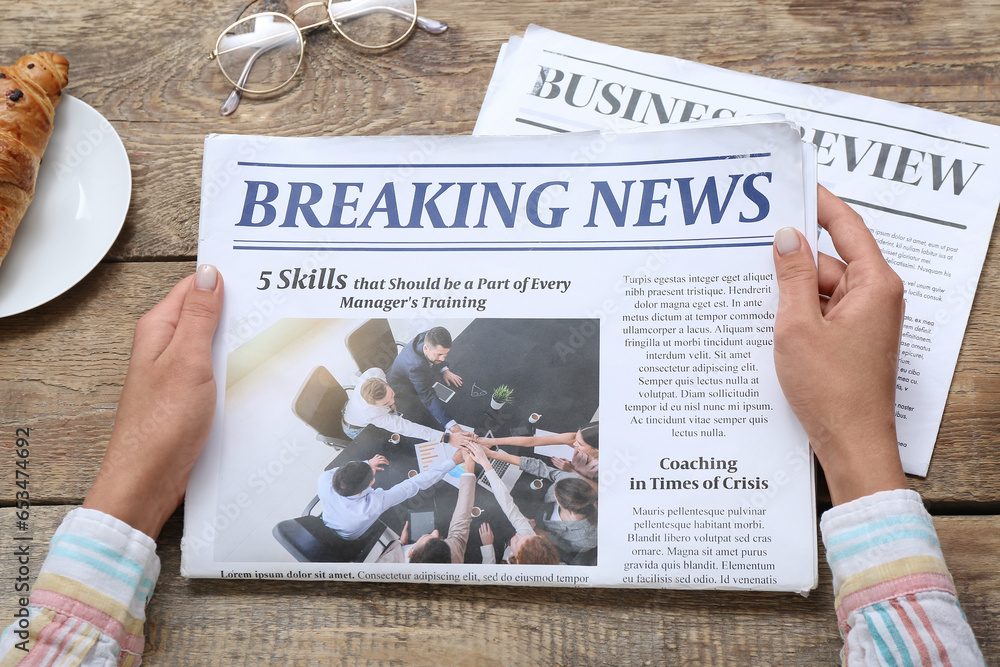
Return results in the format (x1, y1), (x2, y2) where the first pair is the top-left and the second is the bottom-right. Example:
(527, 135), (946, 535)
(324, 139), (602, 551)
(208, 0), (443, 96)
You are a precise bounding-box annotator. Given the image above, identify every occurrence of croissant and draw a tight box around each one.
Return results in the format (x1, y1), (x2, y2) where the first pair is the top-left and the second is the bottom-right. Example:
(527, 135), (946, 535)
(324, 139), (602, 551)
(0, 52), (70, 267)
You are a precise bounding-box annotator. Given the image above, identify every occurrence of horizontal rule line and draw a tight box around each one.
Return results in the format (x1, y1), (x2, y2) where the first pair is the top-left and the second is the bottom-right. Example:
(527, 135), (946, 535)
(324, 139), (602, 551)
(233, 242), (775, 252)
(233, 236), (774, 246)
(840, 197), (968, 229)
(236, 153), (770, 170)
(514, 117), (571, 133)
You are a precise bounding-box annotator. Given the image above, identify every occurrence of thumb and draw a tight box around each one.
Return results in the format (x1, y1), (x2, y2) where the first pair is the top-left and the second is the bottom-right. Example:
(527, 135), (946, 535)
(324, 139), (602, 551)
(772, 227), (820, 321)
(170, 264), (224, 360)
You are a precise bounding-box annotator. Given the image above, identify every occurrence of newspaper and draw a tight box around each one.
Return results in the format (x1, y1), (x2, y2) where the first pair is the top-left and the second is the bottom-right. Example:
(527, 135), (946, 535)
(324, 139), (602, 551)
(184, 120), (818, 591)
(475, 26), (1000, 476)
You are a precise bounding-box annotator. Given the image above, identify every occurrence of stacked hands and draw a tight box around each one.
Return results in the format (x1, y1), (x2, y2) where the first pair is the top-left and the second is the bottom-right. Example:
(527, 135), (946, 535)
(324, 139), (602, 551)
(366, 439), (533, 550)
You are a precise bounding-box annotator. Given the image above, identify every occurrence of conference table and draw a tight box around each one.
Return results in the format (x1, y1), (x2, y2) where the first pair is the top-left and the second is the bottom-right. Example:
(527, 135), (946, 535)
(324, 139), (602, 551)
(337, 317), (600, 563)
(2, 1), (999, 663)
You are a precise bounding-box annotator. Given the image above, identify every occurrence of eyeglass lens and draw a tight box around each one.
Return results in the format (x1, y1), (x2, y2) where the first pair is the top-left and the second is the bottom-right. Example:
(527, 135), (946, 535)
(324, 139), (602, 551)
(216, 0), (418, 95)
(329, 0), (417, 49)
(216, 13), (304, 94)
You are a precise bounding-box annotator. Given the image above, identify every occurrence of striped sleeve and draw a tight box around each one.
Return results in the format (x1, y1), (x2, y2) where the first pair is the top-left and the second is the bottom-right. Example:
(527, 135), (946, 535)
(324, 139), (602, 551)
(820, 489), (984, 666)
(0, 508), (160, 666)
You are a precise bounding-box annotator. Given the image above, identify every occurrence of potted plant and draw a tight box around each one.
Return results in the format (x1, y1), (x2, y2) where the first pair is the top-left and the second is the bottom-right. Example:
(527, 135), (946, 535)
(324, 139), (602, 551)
(490, 384), (514, 410)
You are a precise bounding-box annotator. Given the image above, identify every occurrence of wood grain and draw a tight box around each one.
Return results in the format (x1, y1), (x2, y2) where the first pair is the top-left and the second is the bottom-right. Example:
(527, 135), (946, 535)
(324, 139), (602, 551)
(3, 1), (1000, 259)
(2, 0), (999, 663)
(1, 507), (996, 664)
(0, 262), (192, 500)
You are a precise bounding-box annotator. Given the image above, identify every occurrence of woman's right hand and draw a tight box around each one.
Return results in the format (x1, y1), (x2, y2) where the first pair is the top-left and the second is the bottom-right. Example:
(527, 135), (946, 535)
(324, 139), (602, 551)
(772, 187), (908, 505)
(479, 522), (494, 546)
(550, 457), (572, 472)
(465, 441), (492, 467)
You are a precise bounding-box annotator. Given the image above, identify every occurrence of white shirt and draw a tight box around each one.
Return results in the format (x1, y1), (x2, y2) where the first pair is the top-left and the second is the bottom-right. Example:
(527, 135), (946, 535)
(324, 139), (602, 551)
(482, 468), (536, 563)
(342, 368), (445, 442)
(318, 457), (457, 540)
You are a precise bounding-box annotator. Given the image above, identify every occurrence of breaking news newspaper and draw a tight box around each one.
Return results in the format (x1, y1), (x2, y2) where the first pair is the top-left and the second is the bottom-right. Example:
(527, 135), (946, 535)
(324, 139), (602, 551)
(185, 120), (817, 592)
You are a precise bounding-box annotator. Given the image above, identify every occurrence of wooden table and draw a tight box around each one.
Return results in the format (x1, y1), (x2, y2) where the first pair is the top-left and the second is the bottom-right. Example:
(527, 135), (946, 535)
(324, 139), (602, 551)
(2, 1), (998, 663)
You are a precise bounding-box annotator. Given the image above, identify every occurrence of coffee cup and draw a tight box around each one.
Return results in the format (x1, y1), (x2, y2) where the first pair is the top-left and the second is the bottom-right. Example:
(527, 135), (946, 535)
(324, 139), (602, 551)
(389, 433), (401, 445)
(471, 507), (482, 518)
(528, 413), (541, 424)
(407, 469), (418, 479)
(530, 479), (544, 490)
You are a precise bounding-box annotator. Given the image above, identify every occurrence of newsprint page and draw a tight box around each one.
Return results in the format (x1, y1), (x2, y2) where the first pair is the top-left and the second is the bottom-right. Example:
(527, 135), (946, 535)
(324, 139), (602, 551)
(184, 122), (818, 592)
(475, 26), (1000, 477)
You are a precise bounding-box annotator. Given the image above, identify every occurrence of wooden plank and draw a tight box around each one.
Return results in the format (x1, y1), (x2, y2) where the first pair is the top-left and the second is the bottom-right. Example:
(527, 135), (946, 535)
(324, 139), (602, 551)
(5, 0), (999, 120)
(3, 1), (1000, 260)
(0, 507), (995, 663)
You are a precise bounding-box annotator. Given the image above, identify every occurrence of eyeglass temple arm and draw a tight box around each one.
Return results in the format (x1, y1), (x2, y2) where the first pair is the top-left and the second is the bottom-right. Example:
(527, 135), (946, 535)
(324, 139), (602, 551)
(295, 2), (447, 34)
(220, 43), (278, 116)
(415, 13), (448, 34)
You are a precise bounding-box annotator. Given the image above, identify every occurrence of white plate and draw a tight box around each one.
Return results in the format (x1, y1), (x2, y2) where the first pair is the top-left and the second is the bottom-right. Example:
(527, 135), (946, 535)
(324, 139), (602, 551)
(0, 95), (131, 318)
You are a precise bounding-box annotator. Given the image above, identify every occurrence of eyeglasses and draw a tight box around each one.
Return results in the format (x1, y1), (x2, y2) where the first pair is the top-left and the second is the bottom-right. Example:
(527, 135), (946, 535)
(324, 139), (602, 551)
(209, 0), (447, 115)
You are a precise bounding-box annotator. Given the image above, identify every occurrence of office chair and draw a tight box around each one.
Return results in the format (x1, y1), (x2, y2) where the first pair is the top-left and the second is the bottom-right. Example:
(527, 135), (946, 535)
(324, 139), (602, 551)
(272, 496), (392, 562)
(570, 546), (598, 566)
(345, 318), (404, 374)
(291, 366), (352, 450)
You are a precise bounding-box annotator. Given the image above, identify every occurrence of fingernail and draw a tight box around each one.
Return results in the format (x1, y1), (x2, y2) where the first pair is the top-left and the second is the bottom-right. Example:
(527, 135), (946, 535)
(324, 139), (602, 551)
(195, 264), (219, 291)
(774, 227), (800, 256)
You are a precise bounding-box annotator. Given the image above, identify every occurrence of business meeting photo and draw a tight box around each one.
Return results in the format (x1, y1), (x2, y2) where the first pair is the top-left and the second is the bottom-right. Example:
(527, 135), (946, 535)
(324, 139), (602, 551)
(213, 315), (601, 566)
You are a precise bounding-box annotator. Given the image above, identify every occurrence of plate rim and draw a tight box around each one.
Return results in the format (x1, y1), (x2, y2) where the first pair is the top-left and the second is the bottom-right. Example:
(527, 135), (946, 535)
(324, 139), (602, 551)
(0, 94), (132, 318)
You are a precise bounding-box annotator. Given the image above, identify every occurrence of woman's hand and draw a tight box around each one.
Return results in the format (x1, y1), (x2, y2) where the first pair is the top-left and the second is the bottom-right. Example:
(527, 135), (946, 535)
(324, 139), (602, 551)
(462, 448), (476, 474)
(772, 188), (908, 505)
(550, 457), (572, 472)
(465, 441), (493, 467)
(83, 266), (224, 538)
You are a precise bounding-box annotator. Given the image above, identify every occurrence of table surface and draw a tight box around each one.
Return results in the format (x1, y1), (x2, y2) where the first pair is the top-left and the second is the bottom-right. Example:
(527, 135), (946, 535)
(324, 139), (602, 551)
(445, 319), (601, 435)
(2, 0), (999, 663)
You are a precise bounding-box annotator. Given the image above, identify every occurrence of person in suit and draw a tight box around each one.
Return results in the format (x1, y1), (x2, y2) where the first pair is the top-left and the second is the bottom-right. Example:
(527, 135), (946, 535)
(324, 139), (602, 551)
(387, 326), (463, 431)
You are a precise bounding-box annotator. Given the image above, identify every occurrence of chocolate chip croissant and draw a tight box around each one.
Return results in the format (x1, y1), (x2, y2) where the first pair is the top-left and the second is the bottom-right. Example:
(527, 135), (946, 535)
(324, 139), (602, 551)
(0, 52), (70, 267)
